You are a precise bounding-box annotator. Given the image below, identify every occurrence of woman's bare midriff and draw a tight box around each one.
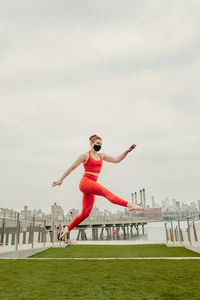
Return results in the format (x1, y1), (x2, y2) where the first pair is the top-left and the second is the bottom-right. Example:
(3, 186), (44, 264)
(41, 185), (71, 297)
(84, 171), (100, 176)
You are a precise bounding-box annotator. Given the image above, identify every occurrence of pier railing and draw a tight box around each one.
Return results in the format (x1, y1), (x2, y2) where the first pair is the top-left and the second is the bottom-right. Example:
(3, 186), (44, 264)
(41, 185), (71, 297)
(164, 213), (200, 247)
(0, 207), (148, 249)
(0, 214), (58, 249)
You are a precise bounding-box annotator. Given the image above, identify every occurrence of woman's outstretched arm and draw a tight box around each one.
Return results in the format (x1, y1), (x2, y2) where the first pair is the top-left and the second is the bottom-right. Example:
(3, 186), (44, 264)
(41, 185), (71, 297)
(102, 144), (136, 163)
(52, 153), (86, 187)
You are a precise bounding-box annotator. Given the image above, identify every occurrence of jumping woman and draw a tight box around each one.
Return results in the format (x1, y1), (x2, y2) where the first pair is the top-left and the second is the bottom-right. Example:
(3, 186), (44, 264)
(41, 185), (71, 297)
(52, 134), (144, 241)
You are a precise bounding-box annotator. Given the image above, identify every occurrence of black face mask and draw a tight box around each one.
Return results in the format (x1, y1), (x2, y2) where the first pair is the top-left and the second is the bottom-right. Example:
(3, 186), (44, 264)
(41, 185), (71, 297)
(93, 144), (101, 152)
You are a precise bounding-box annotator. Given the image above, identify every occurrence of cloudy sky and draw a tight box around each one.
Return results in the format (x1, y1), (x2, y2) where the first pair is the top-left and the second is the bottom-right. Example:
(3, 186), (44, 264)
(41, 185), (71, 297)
(1, 0), (200, 214)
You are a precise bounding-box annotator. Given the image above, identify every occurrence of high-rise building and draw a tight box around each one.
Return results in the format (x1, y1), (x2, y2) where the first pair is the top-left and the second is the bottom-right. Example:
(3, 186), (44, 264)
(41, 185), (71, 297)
(51, 202), (64, 217)
(175, 201), (180, 210)
(190, 202), (197, 211)
(152, 196), (160, 208)
(172, 199), (176, 209)
(165, 197), (169, 209)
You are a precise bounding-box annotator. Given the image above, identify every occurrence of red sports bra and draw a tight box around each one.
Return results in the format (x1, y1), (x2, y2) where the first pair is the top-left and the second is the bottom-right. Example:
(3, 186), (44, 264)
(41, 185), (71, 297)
(83, 150), (103, 173)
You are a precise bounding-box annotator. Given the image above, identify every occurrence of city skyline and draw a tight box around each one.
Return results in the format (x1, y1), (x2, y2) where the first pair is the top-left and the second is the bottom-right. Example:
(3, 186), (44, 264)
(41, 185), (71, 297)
(2, 195), (200, 217)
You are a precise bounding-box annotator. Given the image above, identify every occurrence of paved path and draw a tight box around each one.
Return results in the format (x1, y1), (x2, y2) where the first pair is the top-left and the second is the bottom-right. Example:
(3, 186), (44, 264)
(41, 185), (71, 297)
(0, 241), (166, 254)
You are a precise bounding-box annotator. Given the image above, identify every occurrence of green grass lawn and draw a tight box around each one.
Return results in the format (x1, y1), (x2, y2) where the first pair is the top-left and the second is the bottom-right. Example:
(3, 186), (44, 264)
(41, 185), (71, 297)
(0, 259), (200, 300)
(30, 244), (200, 258)
(1, 245), (200, 300)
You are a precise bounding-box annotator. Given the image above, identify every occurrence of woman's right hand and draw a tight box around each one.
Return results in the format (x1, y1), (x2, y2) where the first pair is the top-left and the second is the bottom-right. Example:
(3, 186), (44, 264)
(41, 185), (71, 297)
(52, 179), (63, 187)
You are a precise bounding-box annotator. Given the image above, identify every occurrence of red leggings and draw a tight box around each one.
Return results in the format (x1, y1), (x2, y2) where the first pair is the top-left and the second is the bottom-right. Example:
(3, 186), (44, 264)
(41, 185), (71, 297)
(67, 173), (128, 231)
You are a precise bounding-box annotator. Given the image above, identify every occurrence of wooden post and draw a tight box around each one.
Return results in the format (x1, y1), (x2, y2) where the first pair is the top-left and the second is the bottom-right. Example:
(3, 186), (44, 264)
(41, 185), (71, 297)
(127, 225), (129, 238)
(122, 226), (126, 239)
(142, 224), (144, 234)
(180, 229), (184, 242)
(5, 234), (9, 245)
(96, 228), (98, 240)
(116, 227), (120, 240)
(52, 222), (55, 246)
(136, 224), (139, 235)
(169, 228), (173, 242)
(178, 220), (182, 243)
(67, 231), (70, 240)
(0, 218), (6, 246)
(11, 233), (15, 245)
(77, 229), (81, 240)
(38, 224), (41, 243)
(22, 231), (26, 244)
(187, 217), (192, 245)
(43, 220), (46, 247)
(100, 227), (104, 239)
(28, 223), (32, 243)
(32, 216), (35, 248)
(164, 223), (169, 243)
(170, 221), (174, 243)
(16, 213), (20, 250)
(175, 226), (178, 242)
(80, 229), (85, 240)
(105, 228), (108, 240)
(193, 221), (198, 242)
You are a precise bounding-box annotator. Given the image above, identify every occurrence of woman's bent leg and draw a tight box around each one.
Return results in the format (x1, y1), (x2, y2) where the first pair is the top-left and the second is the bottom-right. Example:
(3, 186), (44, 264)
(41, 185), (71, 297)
(67, 193), (95, 232)
(81, 179), (128, 207)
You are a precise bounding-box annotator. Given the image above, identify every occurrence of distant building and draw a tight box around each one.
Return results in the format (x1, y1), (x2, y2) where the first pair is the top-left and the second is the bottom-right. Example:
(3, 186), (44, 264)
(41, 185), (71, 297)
(181, 202), (189, 212)
(151, 196), (160, 208)
(175, 201), (180, 211)
(142, 208), (162, 221)
(172, 199), (176, 209)
(190, 202), (197, 211)
(90, 206), (104, 217)
(51, 202), (64, 217)
(67, 208), (79, 218)
(21, 206), (32, 214)
(165, 197), (170, 209)
(33, 208), (43, 217)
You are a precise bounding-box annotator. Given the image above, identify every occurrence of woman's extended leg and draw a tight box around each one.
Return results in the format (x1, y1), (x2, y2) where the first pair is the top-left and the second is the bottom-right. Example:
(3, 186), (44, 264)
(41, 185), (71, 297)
(60, 193), (95, 238)
(80, 178), (128, 207)
(79, 178), (143, 211)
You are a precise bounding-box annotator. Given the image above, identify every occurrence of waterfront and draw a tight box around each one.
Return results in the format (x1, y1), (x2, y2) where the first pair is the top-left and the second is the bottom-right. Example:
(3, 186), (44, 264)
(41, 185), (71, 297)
(68, 220), (200, 243)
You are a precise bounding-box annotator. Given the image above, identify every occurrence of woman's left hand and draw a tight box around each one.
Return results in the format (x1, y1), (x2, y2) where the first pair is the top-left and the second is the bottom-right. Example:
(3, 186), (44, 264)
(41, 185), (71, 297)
(127, 144), (136, 153)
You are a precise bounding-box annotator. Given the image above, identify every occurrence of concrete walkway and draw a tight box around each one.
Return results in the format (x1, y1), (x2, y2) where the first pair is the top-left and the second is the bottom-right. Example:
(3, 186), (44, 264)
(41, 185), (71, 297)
(1, 240), (200, 258)
(58, 240), (166, 246)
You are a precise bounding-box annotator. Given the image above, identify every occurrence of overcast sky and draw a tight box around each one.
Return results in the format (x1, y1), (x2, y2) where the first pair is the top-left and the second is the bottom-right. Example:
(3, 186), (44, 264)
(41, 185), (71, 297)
(1, 0), (200, 214)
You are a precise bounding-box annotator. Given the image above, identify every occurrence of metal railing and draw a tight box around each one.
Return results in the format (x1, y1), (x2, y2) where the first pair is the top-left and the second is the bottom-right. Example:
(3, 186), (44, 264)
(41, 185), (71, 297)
(0, 206), (149, 249)
(0, 213), (64, 249)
